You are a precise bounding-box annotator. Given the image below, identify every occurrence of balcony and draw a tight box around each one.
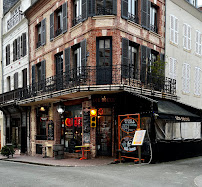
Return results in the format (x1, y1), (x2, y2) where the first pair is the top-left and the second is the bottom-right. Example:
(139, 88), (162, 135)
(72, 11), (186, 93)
(150, 24), (158, 33)
(128, 12), (139, 24)
(72, 15), (82, 27)
(96, 6), (113, 16)
(0, 65), (176, 105)
(7, 11), (22, 31)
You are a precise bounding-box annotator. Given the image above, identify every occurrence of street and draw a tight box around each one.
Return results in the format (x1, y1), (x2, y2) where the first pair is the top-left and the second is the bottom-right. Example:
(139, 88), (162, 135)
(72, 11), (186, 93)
(0, 156), (202, 187)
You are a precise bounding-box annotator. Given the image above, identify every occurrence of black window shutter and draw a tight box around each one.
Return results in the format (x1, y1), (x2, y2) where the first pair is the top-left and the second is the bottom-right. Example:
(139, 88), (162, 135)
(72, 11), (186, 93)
(8, 45), (10, 64)
(32, 65), (36, 90)
(65, 47), (70, 82)
(141, 0), (147, 29)
(17, 37), (20, 60)
(21, 35), (23, 57)
(50, 13), (54, 41)
(23, 33), (27, 56)
(160, 53), (164, 62)
(88, 0), (95, 17)
(81, 39), (87, 76)
(147, 47), (151, 82)
(41, 60), (46, 90)
(122, 38), (129, 78)
(141, 45), (147, 83)
(62, 2), (67, 33)
(147, 0), (151, 30)
(13, 41), (16, 61)
(41, 19), (46, 45)
(121, 0), (128, 19)
(23, 68), (27, 87)
(14, 72), (18, 89)
(82, 0), (87, 21)
(113, 0), (117, 15)
(6, 46), (8, 65)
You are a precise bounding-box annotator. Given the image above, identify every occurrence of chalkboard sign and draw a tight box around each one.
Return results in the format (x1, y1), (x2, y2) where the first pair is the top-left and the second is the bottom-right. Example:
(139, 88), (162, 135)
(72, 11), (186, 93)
(121, 136), (136, 152)
(121, 118), (137, 133)
(83, 108), (90, 143)
(47, 120), (54, 140)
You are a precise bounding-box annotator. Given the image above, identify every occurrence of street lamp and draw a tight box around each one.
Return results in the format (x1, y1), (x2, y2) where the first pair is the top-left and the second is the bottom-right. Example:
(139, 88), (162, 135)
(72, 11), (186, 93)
(57, 104), (64, 115)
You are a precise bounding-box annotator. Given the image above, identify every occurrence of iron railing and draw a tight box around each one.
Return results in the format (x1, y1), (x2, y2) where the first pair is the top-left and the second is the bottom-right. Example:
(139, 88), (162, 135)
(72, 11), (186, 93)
(96, 6), (113, 16)
(128, 12), (139, 24)
(0, 65), (176, 105)
(150, 24), (158, 33)
(55, 28), (62, 37)
(72, 15), (82, 26)
(7, 11), (22, 31)
(35, 135), (47, 140)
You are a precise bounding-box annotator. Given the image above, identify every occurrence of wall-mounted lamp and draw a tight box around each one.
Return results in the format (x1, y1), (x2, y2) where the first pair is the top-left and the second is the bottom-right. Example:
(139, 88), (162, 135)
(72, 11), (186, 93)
(39, 106), (45, 112)
(57, 104), (64, 115)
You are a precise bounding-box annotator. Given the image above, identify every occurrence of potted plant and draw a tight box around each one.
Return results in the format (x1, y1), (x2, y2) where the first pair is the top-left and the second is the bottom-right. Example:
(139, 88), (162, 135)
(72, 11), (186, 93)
(0, 145), (15, 158)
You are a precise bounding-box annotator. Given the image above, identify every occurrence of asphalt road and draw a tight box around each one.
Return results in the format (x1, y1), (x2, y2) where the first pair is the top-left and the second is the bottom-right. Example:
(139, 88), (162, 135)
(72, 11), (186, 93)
(0, 157), (202, 187)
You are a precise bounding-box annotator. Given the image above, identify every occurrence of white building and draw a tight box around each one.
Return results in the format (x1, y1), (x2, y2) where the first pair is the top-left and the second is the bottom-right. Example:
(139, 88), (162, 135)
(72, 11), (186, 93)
(1, 0), (31, 153)
(165, 0), (202, 109)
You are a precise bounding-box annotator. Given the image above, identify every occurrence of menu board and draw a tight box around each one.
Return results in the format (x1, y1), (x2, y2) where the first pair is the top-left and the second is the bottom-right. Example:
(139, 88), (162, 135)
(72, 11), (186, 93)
(132, 130), (146, 146)
(47, 120), (54, 140)
(121, 118), (137, 133)
(83, 107), (90, 143)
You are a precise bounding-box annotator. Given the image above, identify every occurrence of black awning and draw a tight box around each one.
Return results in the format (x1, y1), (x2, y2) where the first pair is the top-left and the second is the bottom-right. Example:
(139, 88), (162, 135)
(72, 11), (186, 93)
(157, 100), (201, 122)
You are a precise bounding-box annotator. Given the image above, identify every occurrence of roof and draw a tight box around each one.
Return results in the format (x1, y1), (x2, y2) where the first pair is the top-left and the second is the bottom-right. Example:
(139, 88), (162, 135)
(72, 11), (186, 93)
(3, 0), (19, 15)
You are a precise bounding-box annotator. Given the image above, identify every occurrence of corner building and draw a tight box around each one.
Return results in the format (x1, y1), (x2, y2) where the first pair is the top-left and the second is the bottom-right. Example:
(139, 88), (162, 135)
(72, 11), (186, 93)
(22, 0), (177, 159)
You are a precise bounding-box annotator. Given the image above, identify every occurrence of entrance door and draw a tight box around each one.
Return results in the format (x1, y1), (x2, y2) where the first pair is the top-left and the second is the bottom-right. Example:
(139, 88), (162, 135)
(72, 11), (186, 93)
(97, 108), (112, 156)
(96, 38), (112, 85)
(55, 53), (64, 90)
(11, 118), (21, 148)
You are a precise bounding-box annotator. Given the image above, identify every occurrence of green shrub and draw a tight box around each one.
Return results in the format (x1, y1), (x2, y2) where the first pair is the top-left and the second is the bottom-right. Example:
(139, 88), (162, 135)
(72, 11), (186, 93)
(0, 145), (15, 158)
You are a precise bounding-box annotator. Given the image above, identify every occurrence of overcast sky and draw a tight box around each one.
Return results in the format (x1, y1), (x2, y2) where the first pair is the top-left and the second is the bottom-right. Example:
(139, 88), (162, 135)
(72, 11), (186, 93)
(198, 0), (202, 7)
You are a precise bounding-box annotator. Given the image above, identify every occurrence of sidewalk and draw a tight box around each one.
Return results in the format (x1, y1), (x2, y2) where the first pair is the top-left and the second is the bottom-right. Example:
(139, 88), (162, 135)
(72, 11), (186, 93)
(0, 154), (114, 167)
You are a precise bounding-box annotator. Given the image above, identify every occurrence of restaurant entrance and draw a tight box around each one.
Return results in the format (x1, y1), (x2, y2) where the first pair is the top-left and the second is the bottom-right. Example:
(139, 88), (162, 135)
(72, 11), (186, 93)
(96, 108), (112, 156)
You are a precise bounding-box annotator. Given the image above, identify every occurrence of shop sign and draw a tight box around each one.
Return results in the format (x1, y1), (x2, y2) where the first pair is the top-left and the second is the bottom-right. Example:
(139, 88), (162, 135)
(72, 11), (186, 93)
(121, 136), (136, 152)
(175, 116), (190, 121)
(132, 130), (146, 146)
(92, 96), (115, 103)
(121, 118), (137, 133)
(40, 117), (48, 121)
(65, 117), (82, 127)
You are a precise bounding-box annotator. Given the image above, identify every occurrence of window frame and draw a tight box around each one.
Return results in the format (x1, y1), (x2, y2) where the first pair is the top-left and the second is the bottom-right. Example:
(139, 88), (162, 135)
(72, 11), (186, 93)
(150, 4), (158, 33)
(194, 67), (201, 96)
(183, 23), (191, 50)
(196, 30), (202, 56)
(182, 63), (190, 94)
(170, 15), (178, 45)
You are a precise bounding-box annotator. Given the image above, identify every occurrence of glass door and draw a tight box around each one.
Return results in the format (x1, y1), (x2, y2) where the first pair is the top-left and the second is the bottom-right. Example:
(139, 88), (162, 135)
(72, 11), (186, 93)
(96, 108), (112, 156)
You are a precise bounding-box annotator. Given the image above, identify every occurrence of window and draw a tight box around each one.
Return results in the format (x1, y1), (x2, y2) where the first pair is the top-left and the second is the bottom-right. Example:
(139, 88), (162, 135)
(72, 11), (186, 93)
(7, 6), (22, 31)
(36, 19), (46, 48)
(96, 0), (113, 15)
(55, 7), (63, 36)
(7, 76), (11, 92)
(186, 0), (197, 7)
(21, 33), (27, 57)
(22, 68), (27, 88)
(183, 23), (191, 50)
(182, 63), (190, 93)
(55, 53), (64, 90)
(73, 45), (82, 76)
(73, 0), (82, 26)
(13, 37), (20, 61)
(194, 67), (200, 96)
(196, 30), (202, 55)
(170, 15), (178, 45)
(169, 57), (177, 80)
(50, 2), (67, 40)
(150, 5), (158, 33)
(129, 42), (138, 79)
(14, 72), (18, 90)
(128, 0), (138, 23)
(6, 44), (10, 66)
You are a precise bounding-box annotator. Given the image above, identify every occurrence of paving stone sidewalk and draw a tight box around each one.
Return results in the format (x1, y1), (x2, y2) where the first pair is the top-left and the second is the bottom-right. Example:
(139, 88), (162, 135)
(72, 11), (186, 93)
(0, 154), (114, 167)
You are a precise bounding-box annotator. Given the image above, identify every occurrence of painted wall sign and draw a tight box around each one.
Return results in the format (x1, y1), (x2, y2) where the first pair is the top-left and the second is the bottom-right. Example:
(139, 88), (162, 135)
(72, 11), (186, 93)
(121, 118), (138, 133)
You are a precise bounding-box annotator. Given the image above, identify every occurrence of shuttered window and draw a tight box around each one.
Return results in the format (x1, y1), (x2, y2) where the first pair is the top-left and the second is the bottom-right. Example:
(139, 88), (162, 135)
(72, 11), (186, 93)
(14, 72), (18, 90)
(182, 63), (190, 93)
(13, 39), (17, 61)
(96, 0), (117, 16)
(122, 38), (129, 78)
(183, 23), (191, 50)
(196, 30), (202, 56)
(194, 67), (200, 96)
(169, 57), (177, 80)
(41, 19), (46, 46)
(22, 33), (27, 57)
(6, 44), (10, 66)
(17, 37), (20, 60)
(170, 15), (178, 45)
(141, 0), (150, 30)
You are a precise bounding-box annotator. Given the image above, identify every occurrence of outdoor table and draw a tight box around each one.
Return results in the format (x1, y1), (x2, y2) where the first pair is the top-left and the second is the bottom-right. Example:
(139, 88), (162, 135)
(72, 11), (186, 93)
(75, 145), (90, 160)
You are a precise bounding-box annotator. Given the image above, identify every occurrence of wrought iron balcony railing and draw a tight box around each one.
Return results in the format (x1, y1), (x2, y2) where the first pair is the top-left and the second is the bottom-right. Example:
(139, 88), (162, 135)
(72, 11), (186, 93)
(0, 65), (176, 105)
(72, 15), (82, 26)
(96, 6), (113, 16)
(150, 24), (158, 33)
(128, 12), (139, 24)
(7, 11), (22, 31)
(55, 28), (62, 37)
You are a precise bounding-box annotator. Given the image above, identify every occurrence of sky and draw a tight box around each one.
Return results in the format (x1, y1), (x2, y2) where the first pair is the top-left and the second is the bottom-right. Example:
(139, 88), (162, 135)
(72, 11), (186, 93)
(198, 0), (202, 7)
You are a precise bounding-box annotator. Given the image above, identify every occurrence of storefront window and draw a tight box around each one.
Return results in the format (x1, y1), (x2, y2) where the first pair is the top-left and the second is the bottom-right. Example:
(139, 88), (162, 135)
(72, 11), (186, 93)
(63, 105), (82, 153)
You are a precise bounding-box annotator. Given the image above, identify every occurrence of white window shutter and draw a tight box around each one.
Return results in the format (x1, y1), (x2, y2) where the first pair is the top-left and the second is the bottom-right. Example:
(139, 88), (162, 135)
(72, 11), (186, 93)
(196, 31), (199, 54)
(174, 18), (178, 44)
(194, 67), (198, 95)
(182, 64), (186, 93)
(199, 33), (202, 55)
(170, 15), (174, 43)
(183, 24), (186, 48)
(186, 64), (190, 93)
(173, 59), (177, 79)
(188, 26), (191, 50)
